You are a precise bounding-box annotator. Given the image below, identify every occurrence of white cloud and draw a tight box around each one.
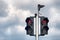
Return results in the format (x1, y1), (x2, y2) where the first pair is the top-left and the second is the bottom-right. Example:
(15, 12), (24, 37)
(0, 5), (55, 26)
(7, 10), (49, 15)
(4, 25), (26, 35)
(49, 7), (58, 22)
(50, 7), (60, 21)
(13, 0), (32, 5)
(16, 9), (33, 22)
(47, 7), (60, 36)
(2, 1), (34, 36)
(15, 25), (25, 33)
(4, 0), (13, 5)
(7, 3), (33, 23)
(4, 0), (32, 6)
(35, 0), (53, 5)
(48, 7), (60, 28)
(4, 0), (53, 6)
(0, 2), (33, 26)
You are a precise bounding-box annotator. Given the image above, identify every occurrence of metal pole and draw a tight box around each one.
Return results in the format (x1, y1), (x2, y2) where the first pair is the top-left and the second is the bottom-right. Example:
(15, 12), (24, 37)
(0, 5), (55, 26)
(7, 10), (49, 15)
(35, 6), (39, 40)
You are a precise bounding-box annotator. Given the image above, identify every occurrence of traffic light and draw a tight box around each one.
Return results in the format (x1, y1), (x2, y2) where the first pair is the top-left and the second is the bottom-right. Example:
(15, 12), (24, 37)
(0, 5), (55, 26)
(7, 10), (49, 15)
(40, 16), (49, 36)
(25, 17), (34, 36)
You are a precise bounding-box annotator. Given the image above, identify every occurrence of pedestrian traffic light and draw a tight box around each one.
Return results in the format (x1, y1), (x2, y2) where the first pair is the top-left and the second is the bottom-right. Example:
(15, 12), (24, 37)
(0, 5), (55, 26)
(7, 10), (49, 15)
(25, 17), (34, 36)
(40, 16), (49, 36)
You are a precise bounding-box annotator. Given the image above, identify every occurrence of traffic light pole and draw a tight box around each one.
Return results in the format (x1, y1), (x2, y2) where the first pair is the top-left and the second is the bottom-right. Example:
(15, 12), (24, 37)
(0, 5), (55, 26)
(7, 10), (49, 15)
(35, 6), (39, 40)
(35, 4), (45, 40)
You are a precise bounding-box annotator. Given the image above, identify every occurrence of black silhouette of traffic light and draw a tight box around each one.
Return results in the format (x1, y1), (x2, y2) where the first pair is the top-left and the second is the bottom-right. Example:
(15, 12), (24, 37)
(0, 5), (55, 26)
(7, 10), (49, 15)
(40, 16), (49, 36)
(25, 17), (34, 36)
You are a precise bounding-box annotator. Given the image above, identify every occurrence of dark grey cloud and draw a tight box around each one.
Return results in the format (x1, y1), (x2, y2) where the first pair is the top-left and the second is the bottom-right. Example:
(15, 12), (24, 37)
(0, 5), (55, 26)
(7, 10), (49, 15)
(0, 0), (8, 17)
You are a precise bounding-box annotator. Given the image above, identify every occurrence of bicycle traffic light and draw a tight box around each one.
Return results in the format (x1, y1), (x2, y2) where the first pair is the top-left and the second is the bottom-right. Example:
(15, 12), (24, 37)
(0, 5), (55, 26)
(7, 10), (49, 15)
(25, 17), (34, 36)
(40, 16), (49, 36)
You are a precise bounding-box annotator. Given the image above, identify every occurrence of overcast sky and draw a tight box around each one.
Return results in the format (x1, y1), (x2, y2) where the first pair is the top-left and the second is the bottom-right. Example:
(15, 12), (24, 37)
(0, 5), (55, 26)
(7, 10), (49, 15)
(0, 0), (60, 40)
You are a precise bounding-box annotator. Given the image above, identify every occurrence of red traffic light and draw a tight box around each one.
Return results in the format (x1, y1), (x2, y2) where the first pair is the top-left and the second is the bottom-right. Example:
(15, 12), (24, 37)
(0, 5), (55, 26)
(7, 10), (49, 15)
(28, 20), (32, 24)
(26, 18), (32, 24)
(42, 20), (47, 24)
(41, 18), (49, 25)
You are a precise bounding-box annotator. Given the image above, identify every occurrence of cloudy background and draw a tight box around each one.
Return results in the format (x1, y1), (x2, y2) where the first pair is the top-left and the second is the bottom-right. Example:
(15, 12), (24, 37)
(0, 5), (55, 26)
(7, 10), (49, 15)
(0, 0), (60, 40)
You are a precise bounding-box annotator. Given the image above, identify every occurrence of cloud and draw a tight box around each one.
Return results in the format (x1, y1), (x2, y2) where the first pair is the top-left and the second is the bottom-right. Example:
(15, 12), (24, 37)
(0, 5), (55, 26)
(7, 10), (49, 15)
(4, 0), (54, 14)
(48, 27), (60, 36)
(0, 16), (19, 28)
(46, 7), (60, 38)
(0, 25), (26, 40)
(56, 22), (60, 29)
(5, 0), (33, 9)
(48, 7), (60, 28)
(0, 0), (8, 17)
(4, 25), (25, 35)
(35, 0), (53, 5)
(0, 37), (4, 40)
(0, 3), (33, 28)
(15, 25), (25, 33)
(13, 0), (32, 5)
(5, 27), (11, 35)
(53, 0), (60, 6)
(7, 0), (36, 13)
(7, 3), (33, 23)
(0, 2), (33, 40)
